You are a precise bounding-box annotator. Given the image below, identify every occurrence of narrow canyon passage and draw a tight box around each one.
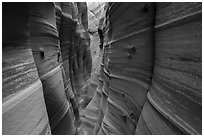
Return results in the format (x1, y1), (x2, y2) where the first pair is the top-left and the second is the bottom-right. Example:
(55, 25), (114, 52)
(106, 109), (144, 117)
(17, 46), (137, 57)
(2, 2), (202, 135)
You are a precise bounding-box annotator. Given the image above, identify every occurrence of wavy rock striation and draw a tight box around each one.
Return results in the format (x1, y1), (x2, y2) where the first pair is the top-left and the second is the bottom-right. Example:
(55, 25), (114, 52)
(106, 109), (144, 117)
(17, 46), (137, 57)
(2, 2), (202, 135)
(92, 2), (202, 135)
(2, 3), (51, 135)
(2, 2), (91, 135)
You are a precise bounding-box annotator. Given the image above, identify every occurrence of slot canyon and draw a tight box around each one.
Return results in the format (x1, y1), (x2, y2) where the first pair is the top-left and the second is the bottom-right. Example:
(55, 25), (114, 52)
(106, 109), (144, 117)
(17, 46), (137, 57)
(2, 2), (202, 135)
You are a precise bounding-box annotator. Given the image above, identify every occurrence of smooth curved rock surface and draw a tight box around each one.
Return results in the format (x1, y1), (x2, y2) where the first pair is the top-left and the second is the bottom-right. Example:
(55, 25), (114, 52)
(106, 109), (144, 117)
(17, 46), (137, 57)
(29, 3), (76, 134)
(2, 3), (51, 135)
(96, 2), (202, 135)
(144, 3), (202, 134)
(2, 2), (202, 135)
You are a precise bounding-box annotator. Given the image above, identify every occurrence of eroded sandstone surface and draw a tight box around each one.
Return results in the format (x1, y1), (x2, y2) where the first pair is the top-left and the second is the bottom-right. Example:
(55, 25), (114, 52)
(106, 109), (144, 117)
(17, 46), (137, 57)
(2, 2), (202, 135)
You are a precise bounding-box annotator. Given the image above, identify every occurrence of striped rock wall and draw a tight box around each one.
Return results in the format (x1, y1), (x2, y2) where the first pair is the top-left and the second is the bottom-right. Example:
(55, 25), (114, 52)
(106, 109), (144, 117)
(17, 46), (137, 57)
(2, 2), (92, 135)
(96, 2), (202, 135)
(97, 2), (155, 134)
(2, 2), (202, 135)
(29, 3), (76, 134)
(56, 2), (79, 127)
(2, 3), (51, 135)
(136, 2), (202, 135)
(76, 2), (106, 135)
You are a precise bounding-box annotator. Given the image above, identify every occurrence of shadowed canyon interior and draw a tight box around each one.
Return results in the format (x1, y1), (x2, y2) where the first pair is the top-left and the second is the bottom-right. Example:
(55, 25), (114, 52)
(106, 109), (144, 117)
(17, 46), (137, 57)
(2, 2), (202, 135)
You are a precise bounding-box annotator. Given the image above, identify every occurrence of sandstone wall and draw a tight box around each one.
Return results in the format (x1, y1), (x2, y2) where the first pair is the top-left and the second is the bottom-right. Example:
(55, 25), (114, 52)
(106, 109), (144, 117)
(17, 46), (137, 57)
(96, 2), (202, 135)
(2, 2), (91, 135)
(2, 2), (202, 135)
(2, 3), (51, 135)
